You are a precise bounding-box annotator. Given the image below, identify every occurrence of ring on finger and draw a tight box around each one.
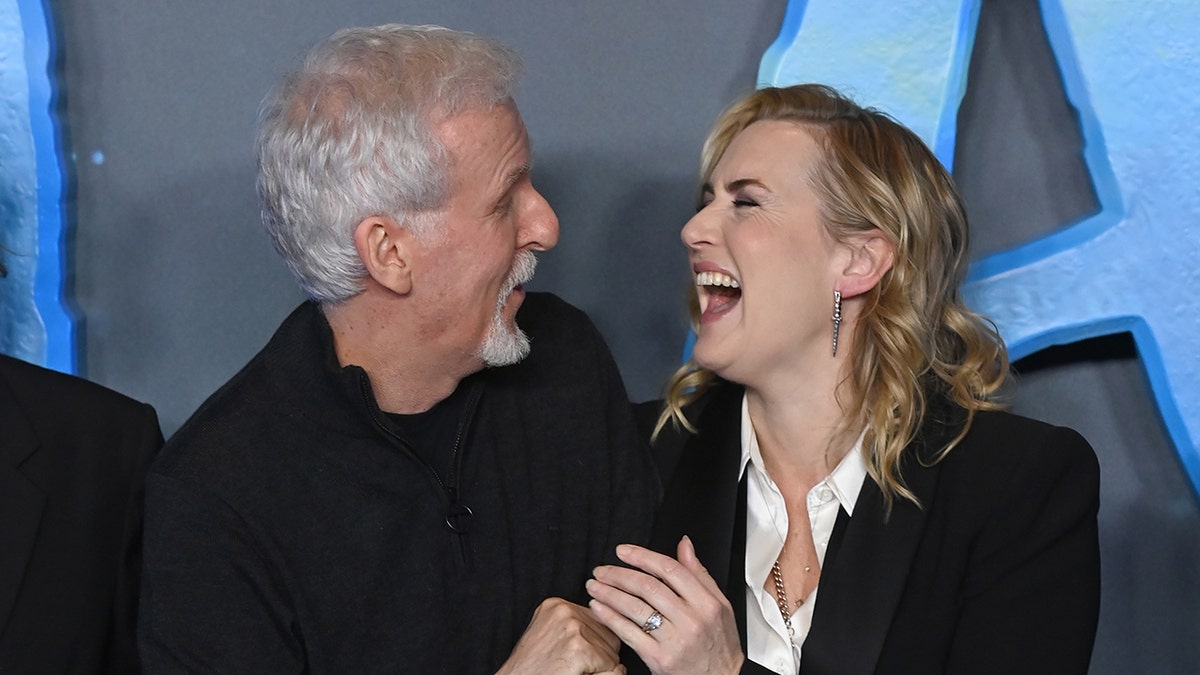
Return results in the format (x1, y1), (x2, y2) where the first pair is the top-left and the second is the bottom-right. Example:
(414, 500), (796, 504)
(641, 610), (664, 633)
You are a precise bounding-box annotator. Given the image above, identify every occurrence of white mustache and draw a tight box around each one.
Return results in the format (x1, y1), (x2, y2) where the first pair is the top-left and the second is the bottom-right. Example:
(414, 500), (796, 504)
(501, 250), (537, 297)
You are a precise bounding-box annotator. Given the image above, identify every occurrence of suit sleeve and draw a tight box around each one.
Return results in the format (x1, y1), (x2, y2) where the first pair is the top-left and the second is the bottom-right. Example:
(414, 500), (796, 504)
(139, 473), (305, 674)
(945, 426), (1101, 674)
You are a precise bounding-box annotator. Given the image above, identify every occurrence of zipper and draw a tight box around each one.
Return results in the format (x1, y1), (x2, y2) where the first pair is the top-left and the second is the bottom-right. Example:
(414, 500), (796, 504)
(359, 375), (483, 570)
(445, 380), (484, 504)
(445, 380), (483, 571)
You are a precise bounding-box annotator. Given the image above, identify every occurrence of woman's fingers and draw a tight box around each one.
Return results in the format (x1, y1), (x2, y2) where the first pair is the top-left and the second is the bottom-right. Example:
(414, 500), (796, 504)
(613, 543), (711, 604)
(594, 540), (731, 635)
(593, 562), (677, 610)
(588, 597), (659, 655)
(586, 568), (688, 668)
(591, 542), (745, 674)
(676, 535), (725, 599)
(586, 577), (660, 633)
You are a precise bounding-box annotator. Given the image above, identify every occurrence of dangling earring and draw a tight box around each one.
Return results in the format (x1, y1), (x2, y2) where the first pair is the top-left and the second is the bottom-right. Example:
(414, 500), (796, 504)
(831, 290), (842, 357)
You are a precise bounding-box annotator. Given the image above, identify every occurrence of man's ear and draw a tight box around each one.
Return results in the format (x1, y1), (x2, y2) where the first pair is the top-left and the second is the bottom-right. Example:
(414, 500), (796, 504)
(836, 231), (895, 299)
(353, 215), (414, 295)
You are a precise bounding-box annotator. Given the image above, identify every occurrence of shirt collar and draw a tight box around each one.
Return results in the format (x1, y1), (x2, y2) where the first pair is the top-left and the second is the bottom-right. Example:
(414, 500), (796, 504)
(737, 394), (868, 516)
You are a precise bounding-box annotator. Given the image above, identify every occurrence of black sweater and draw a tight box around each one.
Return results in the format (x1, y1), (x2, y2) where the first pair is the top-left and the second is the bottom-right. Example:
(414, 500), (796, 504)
(139, 293), (658, 673)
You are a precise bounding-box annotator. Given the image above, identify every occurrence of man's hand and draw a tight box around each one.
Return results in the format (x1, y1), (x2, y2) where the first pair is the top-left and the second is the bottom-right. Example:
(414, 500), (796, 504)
(496, 597), (625, 675)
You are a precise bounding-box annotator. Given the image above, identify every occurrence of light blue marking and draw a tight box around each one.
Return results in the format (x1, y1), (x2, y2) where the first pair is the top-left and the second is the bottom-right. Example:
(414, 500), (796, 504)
(758, 0), (979, 172)
(0, 0), (45, 363)
(0, 0), (74, 372)
(964, 0), (1200, 493)
(758, 0), (1200, 496)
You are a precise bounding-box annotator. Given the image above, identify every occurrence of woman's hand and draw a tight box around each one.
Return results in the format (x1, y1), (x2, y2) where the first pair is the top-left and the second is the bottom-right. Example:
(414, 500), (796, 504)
(587, 536), (744, 675)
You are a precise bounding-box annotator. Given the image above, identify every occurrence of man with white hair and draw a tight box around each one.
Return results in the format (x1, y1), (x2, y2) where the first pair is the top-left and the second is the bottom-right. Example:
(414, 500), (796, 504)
(139, 24), (657, 673)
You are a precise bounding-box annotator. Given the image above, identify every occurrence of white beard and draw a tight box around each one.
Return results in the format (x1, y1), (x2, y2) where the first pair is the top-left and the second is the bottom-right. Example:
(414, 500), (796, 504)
(476, 250), (536, 367)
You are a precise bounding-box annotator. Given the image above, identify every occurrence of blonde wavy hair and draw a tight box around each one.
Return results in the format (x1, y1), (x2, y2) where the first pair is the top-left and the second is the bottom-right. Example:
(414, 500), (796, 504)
(657, 84), (1009, 508)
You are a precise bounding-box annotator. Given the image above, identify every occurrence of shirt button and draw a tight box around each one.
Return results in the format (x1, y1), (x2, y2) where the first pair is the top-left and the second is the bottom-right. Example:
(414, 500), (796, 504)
(818, 487), (834, 501)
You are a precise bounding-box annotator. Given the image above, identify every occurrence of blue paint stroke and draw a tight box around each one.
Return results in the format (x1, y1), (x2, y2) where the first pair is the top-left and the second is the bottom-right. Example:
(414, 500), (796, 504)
(18, 0), (73, 372)
(758, 0), (1200, 495)
(0, 0), (74, 372)
(757, 0), (980, 172)
(0, 0), (42, 361)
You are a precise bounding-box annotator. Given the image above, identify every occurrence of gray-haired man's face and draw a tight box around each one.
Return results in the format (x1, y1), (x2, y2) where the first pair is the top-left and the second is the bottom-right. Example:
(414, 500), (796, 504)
(407, 102), (559, 371)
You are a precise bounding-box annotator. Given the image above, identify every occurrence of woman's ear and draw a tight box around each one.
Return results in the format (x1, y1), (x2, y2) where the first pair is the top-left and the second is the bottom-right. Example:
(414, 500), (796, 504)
(837, 231), (895, 299)
(353, 215), (414, 295)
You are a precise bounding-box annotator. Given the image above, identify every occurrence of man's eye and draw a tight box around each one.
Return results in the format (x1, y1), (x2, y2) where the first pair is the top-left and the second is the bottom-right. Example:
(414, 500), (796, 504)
(733, 198), (758, 208)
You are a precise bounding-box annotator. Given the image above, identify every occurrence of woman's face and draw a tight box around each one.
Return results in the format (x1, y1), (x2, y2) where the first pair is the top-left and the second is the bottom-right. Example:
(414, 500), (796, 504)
(682, 120), (846, 389)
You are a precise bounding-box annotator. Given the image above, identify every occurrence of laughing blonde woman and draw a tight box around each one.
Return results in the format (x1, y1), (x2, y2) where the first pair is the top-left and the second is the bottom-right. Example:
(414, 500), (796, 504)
(587, 84), (1100, 675)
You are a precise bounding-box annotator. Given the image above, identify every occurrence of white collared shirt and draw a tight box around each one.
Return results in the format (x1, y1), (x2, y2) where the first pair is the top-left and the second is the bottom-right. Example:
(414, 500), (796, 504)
(739, 395), (868, 674)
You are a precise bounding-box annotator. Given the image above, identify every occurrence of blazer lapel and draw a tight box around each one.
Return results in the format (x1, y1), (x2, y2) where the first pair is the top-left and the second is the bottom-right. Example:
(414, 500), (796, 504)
(649, 384), (744, 601)
(0, 381), (46, 639)
(802, 404), (964, 675)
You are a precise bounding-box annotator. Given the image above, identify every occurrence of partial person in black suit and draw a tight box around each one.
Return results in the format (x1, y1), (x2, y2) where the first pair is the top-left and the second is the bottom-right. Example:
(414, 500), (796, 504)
(586, 84), (1100, 674)
(0, 351), (162, 673)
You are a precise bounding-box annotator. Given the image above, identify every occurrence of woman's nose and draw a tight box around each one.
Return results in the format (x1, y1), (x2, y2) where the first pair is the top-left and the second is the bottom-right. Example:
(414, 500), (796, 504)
(681, 207), (716, 249)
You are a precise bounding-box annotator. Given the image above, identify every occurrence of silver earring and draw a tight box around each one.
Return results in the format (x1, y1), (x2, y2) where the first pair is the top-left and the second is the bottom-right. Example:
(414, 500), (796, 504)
(832, 290), (842, 357)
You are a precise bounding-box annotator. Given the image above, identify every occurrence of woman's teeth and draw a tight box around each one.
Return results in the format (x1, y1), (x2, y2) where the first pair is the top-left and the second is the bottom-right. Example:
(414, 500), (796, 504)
(695, 271), (740, 289)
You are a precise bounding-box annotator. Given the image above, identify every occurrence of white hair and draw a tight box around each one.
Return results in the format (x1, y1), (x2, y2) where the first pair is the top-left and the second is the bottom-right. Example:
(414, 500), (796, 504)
(256, 24), (523, 304)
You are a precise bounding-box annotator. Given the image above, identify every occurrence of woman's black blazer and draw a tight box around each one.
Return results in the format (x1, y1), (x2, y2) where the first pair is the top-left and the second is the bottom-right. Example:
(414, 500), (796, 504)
(635, 381), (1100, 675)
(0, 355), (162, 673)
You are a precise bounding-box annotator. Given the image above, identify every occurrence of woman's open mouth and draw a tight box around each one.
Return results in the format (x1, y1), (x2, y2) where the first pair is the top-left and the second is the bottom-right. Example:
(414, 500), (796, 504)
(696, 270), (741, 323)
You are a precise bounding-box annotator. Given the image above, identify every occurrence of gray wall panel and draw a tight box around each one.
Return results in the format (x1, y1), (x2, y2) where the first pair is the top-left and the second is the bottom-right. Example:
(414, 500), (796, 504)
(59, 1), (785, 431)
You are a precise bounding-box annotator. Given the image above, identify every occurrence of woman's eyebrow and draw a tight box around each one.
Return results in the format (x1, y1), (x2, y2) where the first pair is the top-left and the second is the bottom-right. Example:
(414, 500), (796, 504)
(725, 177), (766, 192)
(701, 177), (766, 195)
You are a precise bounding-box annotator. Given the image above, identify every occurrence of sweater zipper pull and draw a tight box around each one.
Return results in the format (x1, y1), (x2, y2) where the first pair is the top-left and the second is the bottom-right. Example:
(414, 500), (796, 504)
(445, 501), (474, 570)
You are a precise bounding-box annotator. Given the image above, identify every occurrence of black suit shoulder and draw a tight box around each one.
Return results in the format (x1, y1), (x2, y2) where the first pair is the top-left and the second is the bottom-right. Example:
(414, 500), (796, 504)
(950, 408), (1095, 466)
(0, 354), (160, 441)
(0, 356), (162, 491)
(873, 408), (1101, 674)
(0, 354), (162, 674)
(931, 409), (1099, 526)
